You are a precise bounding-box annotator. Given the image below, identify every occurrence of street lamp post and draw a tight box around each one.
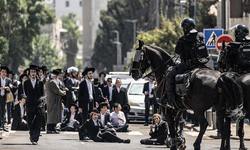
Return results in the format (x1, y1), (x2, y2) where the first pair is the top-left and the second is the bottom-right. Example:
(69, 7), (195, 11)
(124, 19), (137, 45)
(111, 30), (122, 66)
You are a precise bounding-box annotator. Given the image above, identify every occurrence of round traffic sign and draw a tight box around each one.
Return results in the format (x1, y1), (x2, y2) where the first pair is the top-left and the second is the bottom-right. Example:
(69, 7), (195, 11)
(215, 34), (234, 51)
(18, 65), (25, 73)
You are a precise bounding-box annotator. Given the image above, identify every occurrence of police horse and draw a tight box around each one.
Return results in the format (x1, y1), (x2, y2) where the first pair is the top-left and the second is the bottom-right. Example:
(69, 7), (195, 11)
(130, 40), (244, 150)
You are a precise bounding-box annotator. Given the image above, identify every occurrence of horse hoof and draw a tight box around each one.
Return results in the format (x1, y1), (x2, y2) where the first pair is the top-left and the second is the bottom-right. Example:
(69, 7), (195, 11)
(239, 148), (247, 150)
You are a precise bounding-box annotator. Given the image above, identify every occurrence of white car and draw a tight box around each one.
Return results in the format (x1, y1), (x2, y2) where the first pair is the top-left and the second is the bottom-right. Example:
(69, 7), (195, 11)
(106, 72), (135, 89)
(127, 80), (153, 121)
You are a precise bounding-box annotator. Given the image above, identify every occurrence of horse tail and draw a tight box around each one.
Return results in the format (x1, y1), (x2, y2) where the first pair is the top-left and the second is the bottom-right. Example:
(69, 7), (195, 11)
(218, 72), (245, 119)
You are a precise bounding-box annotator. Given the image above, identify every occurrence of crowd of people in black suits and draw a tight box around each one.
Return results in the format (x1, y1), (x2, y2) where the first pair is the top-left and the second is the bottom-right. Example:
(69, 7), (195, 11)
(0, 64), (169, 146)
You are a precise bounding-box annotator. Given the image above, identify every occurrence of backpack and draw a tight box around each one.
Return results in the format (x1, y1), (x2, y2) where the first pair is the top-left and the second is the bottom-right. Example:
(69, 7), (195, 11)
(194, 33), (209, 64)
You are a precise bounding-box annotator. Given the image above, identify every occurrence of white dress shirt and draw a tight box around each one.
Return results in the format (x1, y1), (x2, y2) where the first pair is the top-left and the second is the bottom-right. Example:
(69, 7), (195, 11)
(30, 78), (37, 89)
(110, 111), (126, 126)
(20, 104), (25, 118)
(148, 82), (154, 98)
(67, 113), (75, 128)
(100, 113), (106, 126)
(116, 87), (120, 93)
(108, 85), (113, 101)
(86, 79), (93, 100)
(0, 76), (6, 95)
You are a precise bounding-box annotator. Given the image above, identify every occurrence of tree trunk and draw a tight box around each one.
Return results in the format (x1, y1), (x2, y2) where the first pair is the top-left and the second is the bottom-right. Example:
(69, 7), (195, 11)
(66, 53), (75, 68)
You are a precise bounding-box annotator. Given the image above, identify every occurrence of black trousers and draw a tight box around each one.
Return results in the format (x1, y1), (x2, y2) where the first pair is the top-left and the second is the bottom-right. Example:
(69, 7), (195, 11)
(145, 98), (158, 123)
(26, 106), (42, 142)
(0, 95), (6, 128)
(47, 124), (56, 131)
(94, 131), (123, 143)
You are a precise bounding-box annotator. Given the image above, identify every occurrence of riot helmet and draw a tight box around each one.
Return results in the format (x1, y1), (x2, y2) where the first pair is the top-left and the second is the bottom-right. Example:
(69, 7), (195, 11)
(229, 24), (249, 41)
(180, 18), (196, 35)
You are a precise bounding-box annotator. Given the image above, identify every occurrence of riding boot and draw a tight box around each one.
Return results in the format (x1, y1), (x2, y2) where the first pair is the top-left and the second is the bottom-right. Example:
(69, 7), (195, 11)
(165, 81), (175, 108)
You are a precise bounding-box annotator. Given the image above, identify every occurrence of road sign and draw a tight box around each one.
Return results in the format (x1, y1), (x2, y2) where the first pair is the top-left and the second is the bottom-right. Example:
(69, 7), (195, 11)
(204, 29), (224, 49)
(18, 65), (25, 73)
(215, 34), (234, 51)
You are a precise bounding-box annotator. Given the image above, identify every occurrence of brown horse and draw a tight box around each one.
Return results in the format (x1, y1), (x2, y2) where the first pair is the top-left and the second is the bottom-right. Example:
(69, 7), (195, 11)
(130, 40), (244, 150)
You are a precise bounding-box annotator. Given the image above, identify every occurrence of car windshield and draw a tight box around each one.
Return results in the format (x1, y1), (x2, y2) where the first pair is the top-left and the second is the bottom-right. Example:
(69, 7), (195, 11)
(129, 83), (144, 95)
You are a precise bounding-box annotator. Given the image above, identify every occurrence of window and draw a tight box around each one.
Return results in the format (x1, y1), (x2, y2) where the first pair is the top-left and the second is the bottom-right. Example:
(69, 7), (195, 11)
(79, 1), (82, 7)
(66, 1), (69, 7)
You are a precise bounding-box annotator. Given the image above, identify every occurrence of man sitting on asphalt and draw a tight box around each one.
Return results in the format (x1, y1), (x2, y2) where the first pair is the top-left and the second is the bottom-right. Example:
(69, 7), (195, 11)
(110, 103), (129, 132)
(11, 94), (28, 130)
(140, 113), (169, 145)
(60, 104), (82, 131)
(80, 109), (130, 143)
(98, 102), (111, 128)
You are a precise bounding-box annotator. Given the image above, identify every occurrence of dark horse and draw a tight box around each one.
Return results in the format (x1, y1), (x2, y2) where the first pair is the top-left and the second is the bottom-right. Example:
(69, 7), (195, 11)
(130, 40), (244, 150)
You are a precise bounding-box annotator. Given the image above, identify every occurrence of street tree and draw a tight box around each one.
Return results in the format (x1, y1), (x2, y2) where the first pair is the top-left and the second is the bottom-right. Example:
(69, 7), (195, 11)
(30, 35), (59, 70)
(92, 0), (158, 72)
(0, 0), (55, 72)
(61, 13), (80, 68)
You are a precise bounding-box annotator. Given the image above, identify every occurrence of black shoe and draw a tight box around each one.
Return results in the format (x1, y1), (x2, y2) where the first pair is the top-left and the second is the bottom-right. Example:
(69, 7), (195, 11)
(144, 123), (148, 126)
(123, 139), (130, 143)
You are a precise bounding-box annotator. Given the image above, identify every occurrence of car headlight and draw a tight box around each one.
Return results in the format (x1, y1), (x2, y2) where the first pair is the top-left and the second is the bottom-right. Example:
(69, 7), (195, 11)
(129, 100), (140, 107)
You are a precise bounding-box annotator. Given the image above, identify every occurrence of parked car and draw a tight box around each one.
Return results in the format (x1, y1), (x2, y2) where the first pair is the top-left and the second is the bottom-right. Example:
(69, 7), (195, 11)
(106, 72), (134, 89)
(127, 80), (153, 121)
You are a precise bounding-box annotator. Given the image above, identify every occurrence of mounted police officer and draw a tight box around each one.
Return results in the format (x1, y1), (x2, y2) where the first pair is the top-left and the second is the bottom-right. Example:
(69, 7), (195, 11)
(162, 18), (209, 107)
(218, 24), (250, 72)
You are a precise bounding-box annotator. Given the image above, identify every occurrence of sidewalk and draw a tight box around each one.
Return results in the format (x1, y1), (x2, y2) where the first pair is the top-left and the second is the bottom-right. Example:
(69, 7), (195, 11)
(185, 122), (250, 140)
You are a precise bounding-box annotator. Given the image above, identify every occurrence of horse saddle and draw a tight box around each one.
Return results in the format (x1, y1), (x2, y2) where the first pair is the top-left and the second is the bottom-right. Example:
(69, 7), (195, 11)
(175, 68), (200, 97)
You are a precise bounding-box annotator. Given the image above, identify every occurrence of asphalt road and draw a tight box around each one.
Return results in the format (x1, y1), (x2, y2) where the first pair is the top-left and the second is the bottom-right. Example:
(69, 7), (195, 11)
(1, 122), (250, 150)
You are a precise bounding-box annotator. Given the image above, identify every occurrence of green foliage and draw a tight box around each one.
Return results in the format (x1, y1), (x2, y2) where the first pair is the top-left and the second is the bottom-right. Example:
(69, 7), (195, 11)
(0, 36), (8, 64)
(61, 13), (80, 67)
(30, 35), (59, 70)
(196, 2), (217, 31)
(0, 0), (55, 72)
(136, 16), (183, 54)
(91, 0), (157, 72)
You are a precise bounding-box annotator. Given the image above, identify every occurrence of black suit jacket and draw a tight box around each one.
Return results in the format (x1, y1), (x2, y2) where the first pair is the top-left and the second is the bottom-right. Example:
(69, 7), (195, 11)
(94, 86), (105, 103)
(24, 78), (44, 106)
(84, 119), (104, 140)
(111, 87), (128, 108)
(78, 80), (96, 110)
(103, 85), (116, 101)
(17, 83), (25, 100)
(61, 111), (82, 127)
(150, 121), (168, 144)
(143, 82), (156, 104)
(11, 104), (26, 130)
(0, 77), (11, 97)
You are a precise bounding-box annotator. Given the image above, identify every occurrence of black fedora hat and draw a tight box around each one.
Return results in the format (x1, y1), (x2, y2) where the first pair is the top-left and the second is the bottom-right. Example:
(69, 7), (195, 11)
(99, 71), (106, 77)
(56, 69), (62, 74)
(19, 73), (28, 82)
(50, 69), (60, 76)
(82, 67), (95, 76)
(0, 65), (9, 73)
(41, 66), (48, 71)
(28, 64), (39, 71)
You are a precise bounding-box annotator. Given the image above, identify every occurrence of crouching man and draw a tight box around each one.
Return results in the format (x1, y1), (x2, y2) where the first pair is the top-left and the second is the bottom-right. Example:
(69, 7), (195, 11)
(80, 109), (130, 143)
(140, 114), (168, 145)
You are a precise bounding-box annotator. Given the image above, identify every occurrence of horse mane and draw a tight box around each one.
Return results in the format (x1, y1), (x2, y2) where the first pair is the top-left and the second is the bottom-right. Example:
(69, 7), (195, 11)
(145, 44), (174, 65)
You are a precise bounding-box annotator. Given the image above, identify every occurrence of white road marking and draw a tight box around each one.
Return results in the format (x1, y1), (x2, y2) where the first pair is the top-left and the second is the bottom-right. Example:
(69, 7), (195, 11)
(185, 131), (207, 137)
(127, 131), (143, 135)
